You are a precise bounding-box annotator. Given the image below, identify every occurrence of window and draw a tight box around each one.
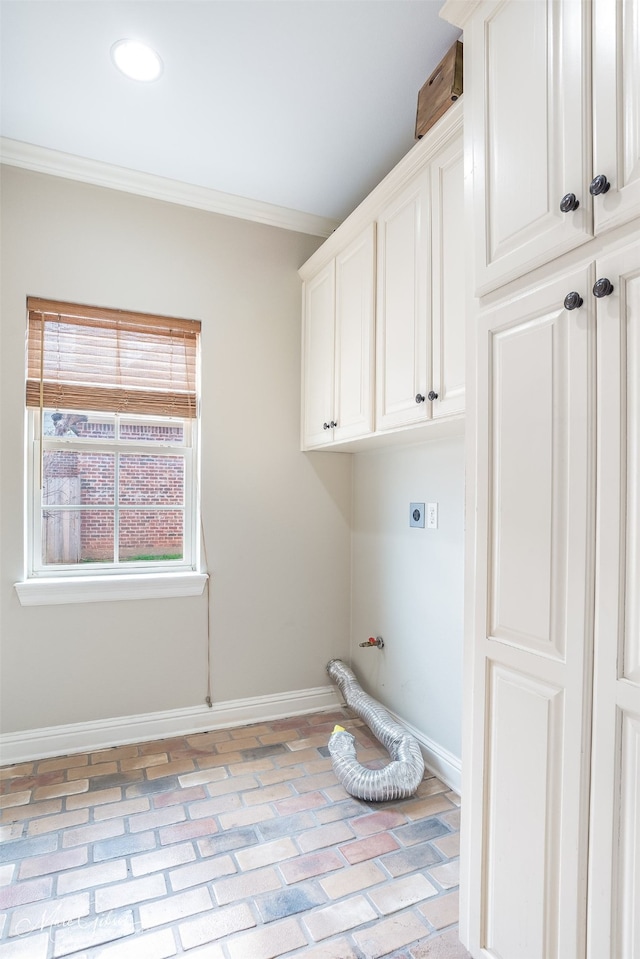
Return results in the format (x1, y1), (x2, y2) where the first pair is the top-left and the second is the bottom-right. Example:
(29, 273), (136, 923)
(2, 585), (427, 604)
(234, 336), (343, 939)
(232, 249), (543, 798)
(21, 298), (205, 600)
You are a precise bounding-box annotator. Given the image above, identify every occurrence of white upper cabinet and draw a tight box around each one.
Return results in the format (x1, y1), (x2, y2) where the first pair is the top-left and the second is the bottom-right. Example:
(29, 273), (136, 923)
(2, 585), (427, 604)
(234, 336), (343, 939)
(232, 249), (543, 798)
(376, 169), (431, 431)
(431, 135), (466, 419)
(376, 131), (465, 431)
(469, 0), (640, 295)
(333, 225), (376, 442)
(300, 102), (464, 451)
(468, 0), (590, 294)
(301, 261), (336, 449)
(301, 225), (375, 449)
(593, 0), (640, 234)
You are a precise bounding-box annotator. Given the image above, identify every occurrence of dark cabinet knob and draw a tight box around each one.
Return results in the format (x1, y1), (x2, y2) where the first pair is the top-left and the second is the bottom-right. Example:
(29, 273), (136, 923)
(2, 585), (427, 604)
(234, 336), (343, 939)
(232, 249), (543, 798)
(593, 277), (614, 298)
(589, 174), (611, 196)
(329, 420), (338, 428)
(560, 193), (579, 213)
(323, 422), (330, 430)
(415, 393), (425, 404)
(427, 391), (439, 401)
(564, 291), (583, 310)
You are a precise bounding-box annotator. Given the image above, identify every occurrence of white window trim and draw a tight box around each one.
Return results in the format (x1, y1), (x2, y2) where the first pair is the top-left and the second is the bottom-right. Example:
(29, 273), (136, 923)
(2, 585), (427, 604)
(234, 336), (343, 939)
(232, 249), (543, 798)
(14, 571), (209, 606)
(20, 410), (206, 604)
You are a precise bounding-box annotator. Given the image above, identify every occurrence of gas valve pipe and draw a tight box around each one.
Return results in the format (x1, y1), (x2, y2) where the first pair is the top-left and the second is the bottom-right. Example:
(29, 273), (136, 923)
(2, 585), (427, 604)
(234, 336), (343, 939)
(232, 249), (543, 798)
(359, 636), (384, 649)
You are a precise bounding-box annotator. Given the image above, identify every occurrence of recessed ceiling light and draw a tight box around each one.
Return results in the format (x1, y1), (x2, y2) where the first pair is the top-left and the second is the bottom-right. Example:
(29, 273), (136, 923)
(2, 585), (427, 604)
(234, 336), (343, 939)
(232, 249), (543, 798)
(111, 39), (163, 82)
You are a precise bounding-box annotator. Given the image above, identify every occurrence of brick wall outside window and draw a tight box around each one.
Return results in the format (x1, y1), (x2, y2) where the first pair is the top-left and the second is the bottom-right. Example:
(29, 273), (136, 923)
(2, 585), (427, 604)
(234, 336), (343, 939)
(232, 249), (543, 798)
(42, 420), (184, 563)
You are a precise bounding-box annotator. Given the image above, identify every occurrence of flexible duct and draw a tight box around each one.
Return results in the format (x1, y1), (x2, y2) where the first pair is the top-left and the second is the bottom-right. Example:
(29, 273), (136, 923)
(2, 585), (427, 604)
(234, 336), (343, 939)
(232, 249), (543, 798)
(326, 659), (425, 802)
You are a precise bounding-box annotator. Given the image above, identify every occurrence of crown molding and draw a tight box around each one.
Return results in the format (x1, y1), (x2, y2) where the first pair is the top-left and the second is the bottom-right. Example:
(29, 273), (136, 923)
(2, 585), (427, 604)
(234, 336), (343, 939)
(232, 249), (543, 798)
(0, 138), (339, 239)
(439, 0), (481, 28)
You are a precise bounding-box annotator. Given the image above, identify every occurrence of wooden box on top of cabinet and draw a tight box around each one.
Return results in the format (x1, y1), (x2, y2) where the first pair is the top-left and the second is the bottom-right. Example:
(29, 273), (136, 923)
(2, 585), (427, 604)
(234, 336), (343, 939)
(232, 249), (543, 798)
(415, 40), (463, 140)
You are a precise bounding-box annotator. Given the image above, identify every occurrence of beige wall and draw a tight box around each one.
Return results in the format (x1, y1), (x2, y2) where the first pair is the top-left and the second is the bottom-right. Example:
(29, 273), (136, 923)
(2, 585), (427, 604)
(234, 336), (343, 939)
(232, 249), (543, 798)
(0, 166), (352, 734)
(351, 436), (465, 761)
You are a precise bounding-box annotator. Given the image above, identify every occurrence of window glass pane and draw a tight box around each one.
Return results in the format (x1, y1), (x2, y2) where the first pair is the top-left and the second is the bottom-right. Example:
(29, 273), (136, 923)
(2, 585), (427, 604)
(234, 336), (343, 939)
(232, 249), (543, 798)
(119, 418), (185, 443)
(119, 455), (184, 506)
(43, 452), (115, 506)
(119, 510), (184, 561)
(33, 410), (194, 573)
(41, 510), (114, 565)
(44, 410), (115, 439)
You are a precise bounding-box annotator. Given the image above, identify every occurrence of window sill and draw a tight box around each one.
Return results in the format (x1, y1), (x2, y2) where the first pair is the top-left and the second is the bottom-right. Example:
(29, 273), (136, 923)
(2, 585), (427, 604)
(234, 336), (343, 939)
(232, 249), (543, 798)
(14, 571), (209, 606)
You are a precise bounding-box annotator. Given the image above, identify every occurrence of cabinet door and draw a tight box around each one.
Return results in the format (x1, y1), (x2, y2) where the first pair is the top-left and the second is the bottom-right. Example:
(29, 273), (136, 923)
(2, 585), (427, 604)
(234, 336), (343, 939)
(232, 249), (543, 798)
(301, 262), (335, 449)
(593, 0), (640, 234)
(431, 133), (465, 420)
(376, 170), (430, 432)
(334, 224), (375, 442)
(468, 0), (591, 295)
(588, 243), (640, 959)
(464, 268), (595, 958)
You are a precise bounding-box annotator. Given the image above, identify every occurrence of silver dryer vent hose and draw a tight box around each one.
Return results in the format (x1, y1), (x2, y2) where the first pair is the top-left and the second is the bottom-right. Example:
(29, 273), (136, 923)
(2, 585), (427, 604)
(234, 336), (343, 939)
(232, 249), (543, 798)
(326, 659), (424, 802)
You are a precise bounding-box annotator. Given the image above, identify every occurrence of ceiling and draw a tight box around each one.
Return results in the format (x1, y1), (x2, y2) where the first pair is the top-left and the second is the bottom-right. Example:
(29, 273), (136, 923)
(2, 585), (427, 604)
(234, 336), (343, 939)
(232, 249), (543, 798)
(0, 1), (460, 228)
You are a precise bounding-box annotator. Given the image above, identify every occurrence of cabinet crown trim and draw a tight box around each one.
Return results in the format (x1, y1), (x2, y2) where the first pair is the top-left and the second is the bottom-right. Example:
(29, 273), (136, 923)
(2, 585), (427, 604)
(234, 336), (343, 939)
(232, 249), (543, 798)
(439, 0), (481, 28)
(299, 99), (463, 279)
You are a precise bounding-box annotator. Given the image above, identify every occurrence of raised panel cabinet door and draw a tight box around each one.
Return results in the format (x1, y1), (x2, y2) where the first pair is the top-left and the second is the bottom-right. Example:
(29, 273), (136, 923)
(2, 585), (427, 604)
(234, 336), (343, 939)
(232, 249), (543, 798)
(593, 0), (640, 234)
(430, 132), (465, 420)
(464, 268), (596, 959)
(334, 223), (376, 442)
(375, 169), (431, 432)
(468, 0), (591, 295)
(588, 242), (640, 959)
(301, 262), (335, 449)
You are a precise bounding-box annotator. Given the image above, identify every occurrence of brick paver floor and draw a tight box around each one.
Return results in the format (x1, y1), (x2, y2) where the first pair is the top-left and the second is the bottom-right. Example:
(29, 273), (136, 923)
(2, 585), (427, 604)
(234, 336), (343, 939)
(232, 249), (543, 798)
(0, 709), (470, 958)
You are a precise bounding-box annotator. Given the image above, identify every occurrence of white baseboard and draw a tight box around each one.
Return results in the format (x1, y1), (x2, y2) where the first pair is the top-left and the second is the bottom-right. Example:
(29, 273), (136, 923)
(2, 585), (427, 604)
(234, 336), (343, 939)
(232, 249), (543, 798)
(0, 685), (461, 796)
(0, 685), (342, 766)
(387, 708), (462, 795)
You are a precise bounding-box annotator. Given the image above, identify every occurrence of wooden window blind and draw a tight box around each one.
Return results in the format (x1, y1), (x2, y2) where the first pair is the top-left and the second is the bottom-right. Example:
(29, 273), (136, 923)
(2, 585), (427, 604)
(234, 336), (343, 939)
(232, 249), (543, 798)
(26, 298), (200, 418)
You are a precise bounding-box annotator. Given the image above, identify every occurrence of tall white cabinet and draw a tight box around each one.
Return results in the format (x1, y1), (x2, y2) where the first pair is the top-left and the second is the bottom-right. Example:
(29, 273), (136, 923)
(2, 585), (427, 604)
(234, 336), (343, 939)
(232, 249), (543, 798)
(470, 266), (596, 959)
(440, 0), (640, 956)
(589, 242), (640, 959)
